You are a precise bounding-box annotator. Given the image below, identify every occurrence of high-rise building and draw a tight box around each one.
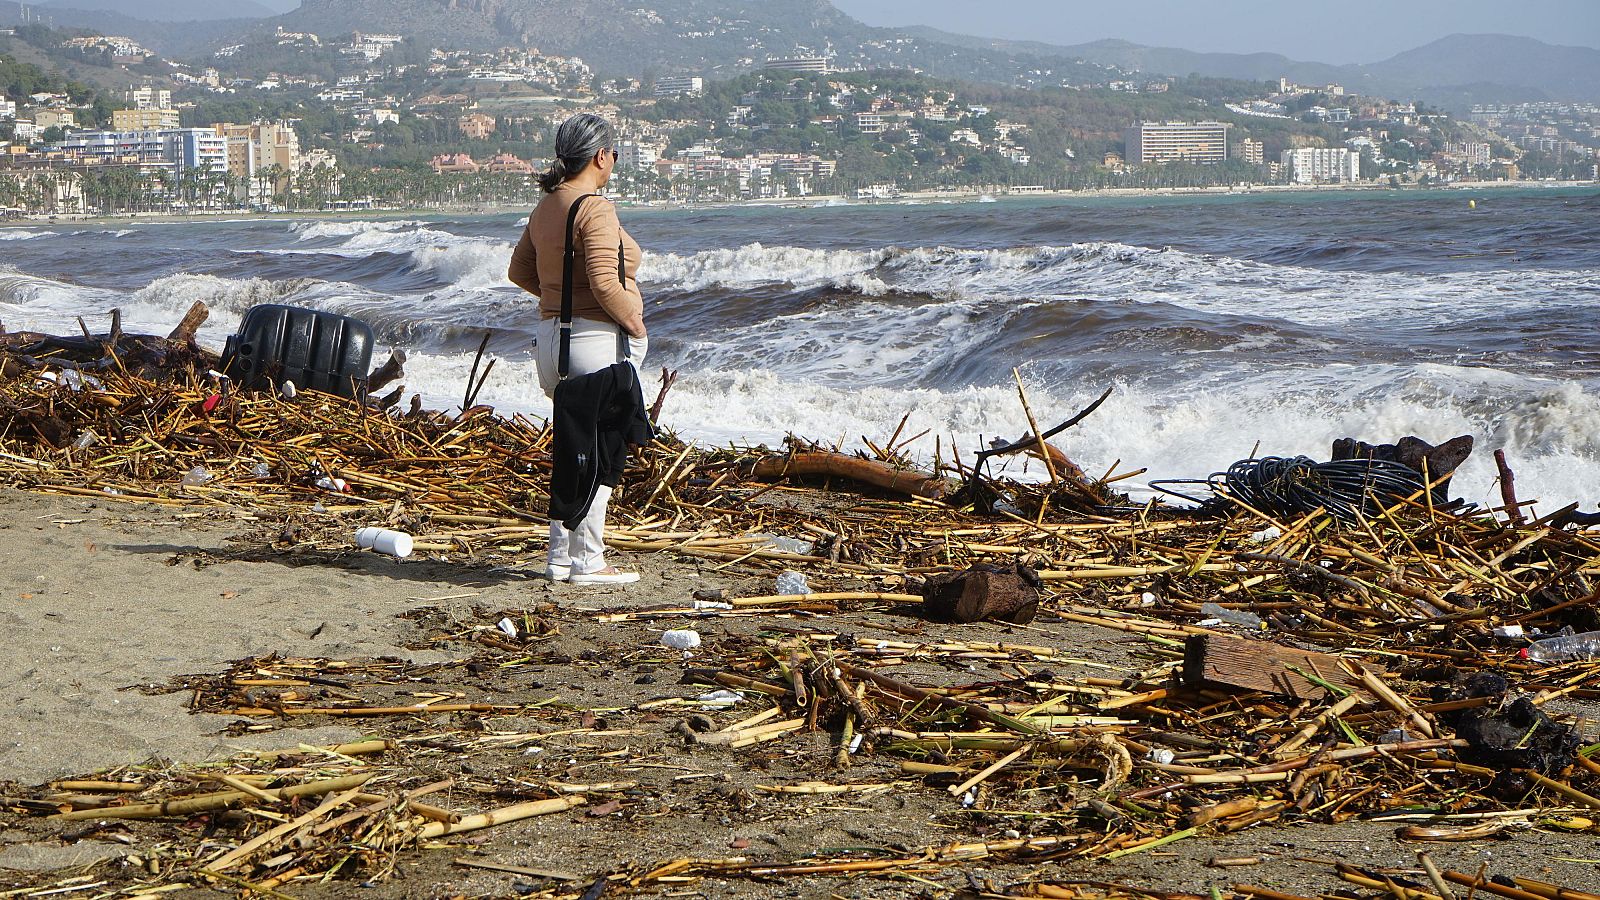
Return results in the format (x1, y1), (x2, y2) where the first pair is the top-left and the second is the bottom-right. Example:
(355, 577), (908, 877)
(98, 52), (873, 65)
(49, 129), (226, 175)
(161, 129), (228, 175)
(124, 86), (172, 110)
(1445, 141), (1492, 166)
(213, 122), (302, 193)
(763, 56), (830, 75)
(1123, 121), (1230, 164)
(1234, 138), (1264, 165)
(1281, 147), (1360, 183)
(654, 75), (703, 97)
(616, 140), (659, 170)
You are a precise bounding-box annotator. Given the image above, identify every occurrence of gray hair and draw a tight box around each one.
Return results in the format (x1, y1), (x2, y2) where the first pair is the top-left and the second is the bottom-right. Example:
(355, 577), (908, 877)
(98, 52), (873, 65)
(538, 113), (616, 192)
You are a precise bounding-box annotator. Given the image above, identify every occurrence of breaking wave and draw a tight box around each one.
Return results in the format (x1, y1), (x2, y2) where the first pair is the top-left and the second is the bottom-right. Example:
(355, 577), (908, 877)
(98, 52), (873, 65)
(4, 192), (1599, 512)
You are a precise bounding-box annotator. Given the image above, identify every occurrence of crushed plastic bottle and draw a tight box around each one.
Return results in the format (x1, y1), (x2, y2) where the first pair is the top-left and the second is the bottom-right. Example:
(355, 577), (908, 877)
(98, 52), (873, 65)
(1521, 630), (1600, 664)
(58, 370), (103, 392)
(775, 571), (811, 596)
(73, 430), (100, 450)
(1198, 602), (1264, 629)
(250, 461), (272, 479)
(696, 689), (742, 709)
(755, 534), (813, 555)
(180, 466), (214, 487)
(660, 629), (701, 651)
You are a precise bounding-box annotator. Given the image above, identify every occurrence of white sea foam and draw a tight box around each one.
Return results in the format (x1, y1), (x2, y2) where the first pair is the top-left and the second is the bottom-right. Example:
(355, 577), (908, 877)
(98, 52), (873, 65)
(126, 274), (322, 336)
(639, 240), (1595, 330)
(289, 219), (428, 242)
(395, 345), (1600, 513)
(0, 230), (49, 241)
(407, 239), (517, 290)
(641, 244), (891, 294)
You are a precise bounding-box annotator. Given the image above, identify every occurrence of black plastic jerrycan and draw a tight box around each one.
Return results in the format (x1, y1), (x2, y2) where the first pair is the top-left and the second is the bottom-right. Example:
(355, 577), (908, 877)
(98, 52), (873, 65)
(222, 304), (374, 400)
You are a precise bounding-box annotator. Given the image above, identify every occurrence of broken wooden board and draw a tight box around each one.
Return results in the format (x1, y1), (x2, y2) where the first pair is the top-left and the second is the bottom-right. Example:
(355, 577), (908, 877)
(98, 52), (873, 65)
(1182, 633), (1381, 700)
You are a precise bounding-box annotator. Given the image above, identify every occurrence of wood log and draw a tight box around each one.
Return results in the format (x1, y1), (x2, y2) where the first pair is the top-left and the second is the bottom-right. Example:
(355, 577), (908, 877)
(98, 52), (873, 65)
(367, 348), (407, 392)
(167, 301), (210, 346)
(750, 451), (952, 500)
(921, 563), (1041, 624)
(1183, 634), (1380, 700)
(1331, 434), (1474, 483)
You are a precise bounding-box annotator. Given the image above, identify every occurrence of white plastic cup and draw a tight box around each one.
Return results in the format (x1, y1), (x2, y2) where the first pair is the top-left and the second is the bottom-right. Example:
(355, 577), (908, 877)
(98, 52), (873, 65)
(355, 527), (412, 558)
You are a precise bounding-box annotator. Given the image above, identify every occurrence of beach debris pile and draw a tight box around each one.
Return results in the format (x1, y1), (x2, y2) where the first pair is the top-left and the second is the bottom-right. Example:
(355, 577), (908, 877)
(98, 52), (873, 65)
(3, 307), (1600, 898)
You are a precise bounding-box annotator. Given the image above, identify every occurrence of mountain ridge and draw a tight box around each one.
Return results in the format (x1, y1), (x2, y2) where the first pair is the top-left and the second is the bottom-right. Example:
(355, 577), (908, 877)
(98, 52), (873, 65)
(36, 0), (280, 23)
(902, 26), (1600, 103)
(7, 0), (1595, 105)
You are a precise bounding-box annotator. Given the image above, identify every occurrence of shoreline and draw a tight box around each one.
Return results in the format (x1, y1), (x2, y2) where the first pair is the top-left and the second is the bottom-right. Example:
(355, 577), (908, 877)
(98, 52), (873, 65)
(2, 179), (1593, 227)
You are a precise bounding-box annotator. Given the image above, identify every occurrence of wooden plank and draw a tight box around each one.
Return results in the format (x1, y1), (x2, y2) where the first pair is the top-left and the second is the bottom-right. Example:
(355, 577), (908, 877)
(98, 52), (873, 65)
(1182, 634), (1378, 700)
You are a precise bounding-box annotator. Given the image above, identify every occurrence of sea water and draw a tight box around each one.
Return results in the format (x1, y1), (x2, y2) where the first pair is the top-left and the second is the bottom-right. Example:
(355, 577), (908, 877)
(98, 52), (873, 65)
(2, 188), (1597, 510)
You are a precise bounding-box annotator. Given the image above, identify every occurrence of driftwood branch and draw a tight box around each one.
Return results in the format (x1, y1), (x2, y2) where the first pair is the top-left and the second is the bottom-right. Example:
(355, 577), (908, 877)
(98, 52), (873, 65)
(167, 301), (210, 346)
(750, 450), (952, 500)
(960, 386), (1116, 512)
(463, 333), (491, 411)
(367, 348), (407, 393)
(649, 367), (678, 423)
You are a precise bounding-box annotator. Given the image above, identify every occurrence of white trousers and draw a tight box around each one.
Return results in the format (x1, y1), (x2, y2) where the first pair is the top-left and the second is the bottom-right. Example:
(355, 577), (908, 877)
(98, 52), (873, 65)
(535, 316), (647, 574)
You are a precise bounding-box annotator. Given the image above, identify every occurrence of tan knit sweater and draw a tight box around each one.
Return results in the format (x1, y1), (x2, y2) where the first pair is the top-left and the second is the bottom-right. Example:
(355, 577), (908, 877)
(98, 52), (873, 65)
(507, 183), (643, 325)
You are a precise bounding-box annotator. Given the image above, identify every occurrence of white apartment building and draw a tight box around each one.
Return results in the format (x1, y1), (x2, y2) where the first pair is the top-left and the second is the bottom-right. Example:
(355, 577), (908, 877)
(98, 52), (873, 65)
(654, 75), (703, 96)
(125, 86), (172, 110)
(855, 112), (885, 135)
(1281, 147), (1360, 183)
(0, 99), (18, 121)
(1445, 141), (1492, 165)
(617, 140), (659, 170)
(50, 129), (227, 175)
(763, 56), (830, 75)
(1124, 121), (1230, 164)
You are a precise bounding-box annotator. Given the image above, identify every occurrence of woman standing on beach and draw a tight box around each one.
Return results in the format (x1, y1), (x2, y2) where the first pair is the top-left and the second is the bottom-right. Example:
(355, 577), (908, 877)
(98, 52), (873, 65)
(508, 113), (647, 586)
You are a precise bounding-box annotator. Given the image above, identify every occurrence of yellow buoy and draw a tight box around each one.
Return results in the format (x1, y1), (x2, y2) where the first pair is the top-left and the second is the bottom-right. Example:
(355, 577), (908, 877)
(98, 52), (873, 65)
(1469, 199), (1477, 209)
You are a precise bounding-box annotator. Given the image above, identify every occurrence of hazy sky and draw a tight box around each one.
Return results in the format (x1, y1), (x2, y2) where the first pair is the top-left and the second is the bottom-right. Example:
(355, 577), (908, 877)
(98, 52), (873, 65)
(829, 0), (1600, 63)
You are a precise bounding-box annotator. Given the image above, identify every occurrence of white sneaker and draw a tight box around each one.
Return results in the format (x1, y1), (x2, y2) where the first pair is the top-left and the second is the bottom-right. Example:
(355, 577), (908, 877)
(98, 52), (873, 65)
(544, 564), (571, 582)
(567, 567), (639, 585)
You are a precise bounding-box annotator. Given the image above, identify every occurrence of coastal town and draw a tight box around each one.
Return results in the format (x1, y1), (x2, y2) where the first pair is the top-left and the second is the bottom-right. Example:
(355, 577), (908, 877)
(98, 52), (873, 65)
(1, 16), (1598, 215)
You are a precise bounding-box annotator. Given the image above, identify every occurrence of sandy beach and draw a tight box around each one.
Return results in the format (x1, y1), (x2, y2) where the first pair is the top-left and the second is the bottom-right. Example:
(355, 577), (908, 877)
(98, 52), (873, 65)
(3, 178), (1591, 228)
(2, 484), (1598, 896)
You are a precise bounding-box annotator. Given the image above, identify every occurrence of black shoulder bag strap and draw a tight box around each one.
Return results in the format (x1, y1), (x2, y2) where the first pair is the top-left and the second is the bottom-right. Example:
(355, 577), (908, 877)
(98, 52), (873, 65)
(558, 194), (629, 380)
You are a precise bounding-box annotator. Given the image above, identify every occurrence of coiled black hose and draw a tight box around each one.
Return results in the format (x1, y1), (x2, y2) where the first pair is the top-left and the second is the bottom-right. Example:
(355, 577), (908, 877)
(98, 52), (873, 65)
(1152, 456), (1456, 523)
